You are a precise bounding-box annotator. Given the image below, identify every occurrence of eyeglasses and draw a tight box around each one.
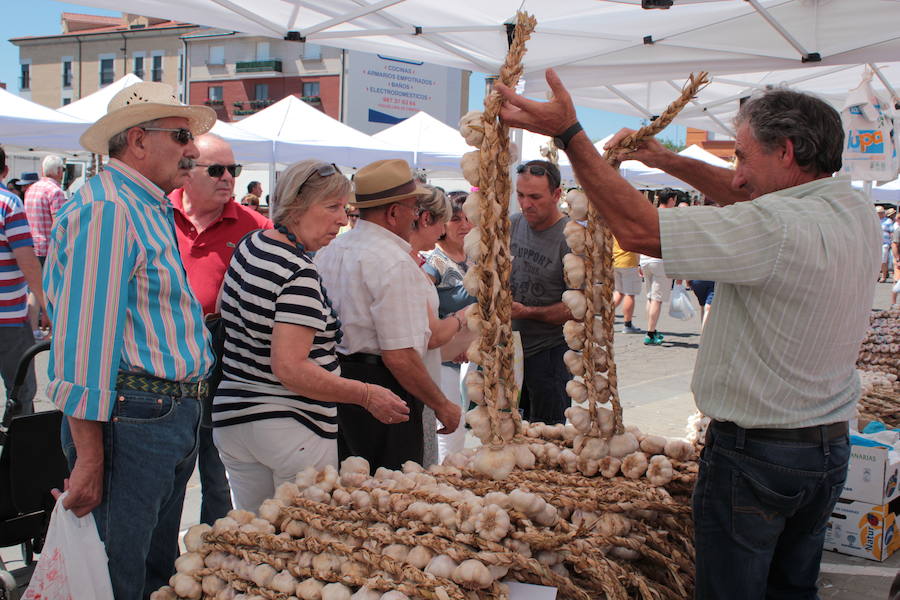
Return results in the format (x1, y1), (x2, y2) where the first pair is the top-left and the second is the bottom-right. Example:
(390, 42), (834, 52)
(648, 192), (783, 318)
(196, 163), (242, 178)
(516, 162), (561, 190)
(141, 127), (194, 145)
(298, 163), (341, 195)
(347, 212), (360, 219)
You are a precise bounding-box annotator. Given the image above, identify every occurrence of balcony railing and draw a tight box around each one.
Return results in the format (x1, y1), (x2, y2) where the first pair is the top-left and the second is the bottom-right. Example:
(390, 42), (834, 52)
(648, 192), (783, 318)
(236, 59), (283, 73)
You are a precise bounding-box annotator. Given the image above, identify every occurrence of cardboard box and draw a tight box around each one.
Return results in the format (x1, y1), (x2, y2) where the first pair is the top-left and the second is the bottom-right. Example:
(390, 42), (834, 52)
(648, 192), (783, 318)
(841, 444), (900, 504)
(824, 497), (900, 561)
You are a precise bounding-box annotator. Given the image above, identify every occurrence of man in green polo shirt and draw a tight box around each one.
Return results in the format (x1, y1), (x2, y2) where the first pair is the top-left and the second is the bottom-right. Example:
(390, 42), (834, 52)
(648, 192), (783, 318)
(495, 71), (881, 599)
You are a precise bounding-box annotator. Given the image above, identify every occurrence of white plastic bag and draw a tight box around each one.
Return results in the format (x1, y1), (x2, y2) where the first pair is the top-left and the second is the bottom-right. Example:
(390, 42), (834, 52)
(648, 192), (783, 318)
(668, 284), (697, 321)
(23, 492), (114, 600)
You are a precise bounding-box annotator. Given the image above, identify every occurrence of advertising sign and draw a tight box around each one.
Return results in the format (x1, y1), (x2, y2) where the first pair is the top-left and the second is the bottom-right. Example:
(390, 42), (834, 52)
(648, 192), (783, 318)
(343, 51), (465, 134)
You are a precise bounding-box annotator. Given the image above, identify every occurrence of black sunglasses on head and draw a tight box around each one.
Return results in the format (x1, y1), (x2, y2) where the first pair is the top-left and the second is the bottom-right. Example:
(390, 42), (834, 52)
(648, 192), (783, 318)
(196, 163), (243, 178)
(141, 127), (194, 145)
(516, 161), (561, 189)
(298, 163), (341, 195)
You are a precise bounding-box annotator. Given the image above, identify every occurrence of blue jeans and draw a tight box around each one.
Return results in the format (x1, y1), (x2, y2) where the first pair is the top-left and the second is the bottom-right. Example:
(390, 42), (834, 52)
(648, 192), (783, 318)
(520, 344), (571, 425)
(693, 424), (850, 600)
(61, 389), (201, 600)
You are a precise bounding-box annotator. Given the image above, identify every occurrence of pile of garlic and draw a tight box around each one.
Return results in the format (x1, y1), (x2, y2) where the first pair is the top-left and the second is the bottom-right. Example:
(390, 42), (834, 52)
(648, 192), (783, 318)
(153, 454), (695, 600)
(857, 309), (900, 378)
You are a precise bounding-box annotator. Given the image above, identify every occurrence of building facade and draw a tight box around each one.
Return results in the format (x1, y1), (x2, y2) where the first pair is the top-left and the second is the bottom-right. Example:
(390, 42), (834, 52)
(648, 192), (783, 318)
(11, 13), (197, 107)
(184, 32), (342, 121)
(686, 127), (736, 162)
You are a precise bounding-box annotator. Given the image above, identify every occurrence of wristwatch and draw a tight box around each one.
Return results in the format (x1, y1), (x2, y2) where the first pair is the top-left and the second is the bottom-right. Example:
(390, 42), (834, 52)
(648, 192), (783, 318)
(553, 122), (583, 151)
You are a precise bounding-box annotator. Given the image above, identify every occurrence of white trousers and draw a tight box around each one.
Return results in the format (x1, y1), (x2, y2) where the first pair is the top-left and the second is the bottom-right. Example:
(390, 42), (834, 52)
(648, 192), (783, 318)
(213, 418), (338, 513)
(437, 364), (467, 463)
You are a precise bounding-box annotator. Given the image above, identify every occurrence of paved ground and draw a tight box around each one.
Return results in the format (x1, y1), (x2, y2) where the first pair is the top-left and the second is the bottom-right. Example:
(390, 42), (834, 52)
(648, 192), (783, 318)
(2, 280), (898, 597)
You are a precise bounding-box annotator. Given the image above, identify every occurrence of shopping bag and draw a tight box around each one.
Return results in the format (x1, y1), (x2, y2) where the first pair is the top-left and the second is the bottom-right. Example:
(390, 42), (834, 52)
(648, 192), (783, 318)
(23, 492), (114, 600)
(668, 284), (697, 321)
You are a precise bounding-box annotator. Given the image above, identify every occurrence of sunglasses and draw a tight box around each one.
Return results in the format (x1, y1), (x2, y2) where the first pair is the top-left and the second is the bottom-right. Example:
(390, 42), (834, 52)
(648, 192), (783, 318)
(516, 162), (561, 189)
(347, 212), (360, 219)
(298, 163), (341, 195)
(141, 127), (194, 145)
(196, 163), (243, 178)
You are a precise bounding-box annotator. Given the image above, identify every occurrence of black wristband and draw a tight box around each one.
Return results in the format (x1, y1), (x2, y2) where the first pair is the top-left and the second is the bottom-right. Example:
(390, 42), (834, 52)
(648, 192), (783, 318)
(553, 122), (583, 151)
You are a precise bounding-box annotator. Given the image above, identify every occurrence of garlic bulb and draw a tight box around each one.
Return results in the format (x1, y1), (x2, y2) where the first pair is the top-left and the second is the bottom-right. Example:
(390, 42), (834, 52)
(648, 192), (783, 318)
(175, 552), (204, 574)
(621, 451), (649, 479)
(563, 253), (586, 289)
(380, 593), (410, 600)
(461, 151), (481, 186)
(407, 545), (435, 569)
(466, 407), (514, 442)
(312, 553), (341, 575)
(271, 570), (298, 594)
(563, 350), (584, 376)
(472, 446), (517, 480)
(322, 583), (352, 600)
(201, 576), (226, 596)
(596, 512), (632, 537)
(474, 503), (512, 541)
(564, 221), (586, 253)
(563, 320), (586, 350)
(150, 587), (177, 600)
(452, 559), (493, 589)
(463, 227), (482, 261)
(512, 444), (536, 469)
(566, 405), (591, 433)
(598, 456), (622, 478)
(608, 432), (640, 458)
(567, 189), (589, 221)
(462, 265), (480, 296)
(509, 489), (544, 516)
(565, 379), (588, 403)
(211, 516), (238, 534)
(640, 435), (667, 455)
(465, 302), (483, 333)
(562, 290), (587, 320)
(297, 578), (324, 600)
(252, 564), (277, 587)
(425, 554), (459, 579)
(182, 523), (210, 553)
(171, 573), (202, 599)
(351, 587), (381, 600)
(462, 190), (484, 227)
(646, 454), (674, 486)
(459, 111), (485, 147)
(664, 439), (696, 461)
(465, 370), (484, 404)
(383, 544), (410, 561)
(258, 498), (284, 524)
(557, 448), (578, 473)
(577, 436), (609, 461)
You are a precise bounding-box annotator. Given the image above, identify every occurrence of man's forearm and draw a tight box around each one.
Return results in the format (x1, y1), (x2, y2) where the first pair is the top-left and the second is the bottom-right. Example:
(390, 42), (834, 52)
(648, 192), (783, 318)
(68, 416), (103, 461)
(649, 152), (748, 206)
(519, 301), (571, 325)
(382, 348), (447, 410)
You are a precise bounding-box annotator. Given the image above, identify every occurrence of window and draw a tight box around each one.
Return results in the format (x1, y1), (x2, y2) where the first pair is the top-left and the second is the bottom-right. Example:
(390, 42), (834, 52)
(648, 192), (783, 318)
(20, 63), (30, 90)
(256, 41), (270, 60)
(151, 54), (163, 82)
(100, 57), (115, 86)
(209, 46), (225, 65)
(62, 59), (73, 88)
(208, 86), (223, 101)
(302, 81), (320, 97)
(133, 54), (145, 79)
(302, 43), (321, 60)
(62, 97), (71, 106)
(255, 83), (269, 100)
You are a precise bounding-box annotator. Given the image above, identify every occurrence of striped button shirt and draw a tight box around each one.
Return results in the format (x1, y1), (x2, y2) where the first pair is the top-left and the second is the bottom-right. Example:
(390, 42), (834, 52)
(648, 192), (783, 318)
(214, 231), (341, 437)
(44, 159), (214, 422)
(24, 177), (67, 257)
(659, 177), (881, 429)
(0, 186), (34, 325)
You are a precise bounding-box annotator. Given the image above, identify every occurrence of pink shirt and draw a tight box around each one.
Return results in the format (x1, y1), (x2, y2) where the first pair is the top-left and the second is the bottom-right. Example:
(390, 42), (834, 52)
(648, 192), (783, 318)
(24, 177), (66, 257)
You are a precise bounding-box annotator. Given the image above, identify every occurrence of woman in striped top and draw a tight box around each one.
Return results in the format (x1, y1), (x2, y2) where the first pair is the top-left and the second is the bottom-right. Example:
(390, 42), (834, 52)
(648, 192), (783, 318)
(212, 160), (409, 513)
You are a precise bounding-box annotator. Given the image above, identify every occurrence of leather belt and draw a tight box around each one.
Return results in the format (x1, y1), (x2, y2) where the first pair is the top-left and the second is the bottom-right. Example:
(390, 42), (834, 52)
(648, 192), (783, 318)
(338, 353), (384, 366)
(711, 420), (848, 443)
(116, 372), (209, 400)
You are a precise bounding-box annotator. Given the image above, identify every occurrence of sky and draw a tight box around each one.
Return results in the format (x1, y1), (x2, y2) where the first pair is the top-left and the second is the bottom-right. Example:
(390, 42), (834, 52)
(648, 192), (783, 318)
(1, 1), (685, 145)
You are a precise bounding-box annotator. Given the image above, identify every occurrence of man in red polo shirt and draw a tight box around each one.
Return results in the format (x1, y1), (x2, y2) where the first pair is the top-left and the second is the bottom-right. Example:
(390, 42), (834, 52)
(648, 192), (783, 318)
(170, 133), (271, 524)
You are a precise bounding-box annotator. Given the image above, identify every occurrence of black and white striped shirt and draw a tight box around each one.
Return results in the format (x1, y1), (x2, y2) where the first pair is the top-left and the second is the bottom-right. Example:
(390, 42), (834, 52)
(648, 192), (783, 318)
(213, 231), (341, 438)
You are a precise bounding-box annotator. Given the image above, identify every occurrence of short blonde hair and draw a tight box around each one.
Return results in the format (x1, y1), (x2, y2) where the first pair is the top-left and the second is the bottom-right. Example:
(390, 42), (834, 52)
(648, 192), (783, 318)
(416, 185), (452, 225)
(271, 160), (351, 226)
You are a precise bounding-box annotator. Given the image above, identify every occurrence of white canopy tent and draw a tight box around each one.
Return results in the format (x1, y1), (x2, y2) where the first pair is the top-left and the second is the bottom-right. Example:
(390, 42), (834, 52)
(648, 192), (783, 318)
(0, 87), (89, 152)
(372, 111), (474, 171)
(233, 95), (413, 167)
(57, 73), (143, 121)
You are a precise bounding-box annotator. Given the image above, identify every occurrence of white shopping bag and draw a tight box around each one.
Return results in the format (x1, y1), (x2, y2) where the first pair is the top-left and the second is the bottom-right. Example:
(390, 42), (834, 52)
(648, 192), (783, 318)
(668, 284), (697, 321)
(23, 492), (114, 600)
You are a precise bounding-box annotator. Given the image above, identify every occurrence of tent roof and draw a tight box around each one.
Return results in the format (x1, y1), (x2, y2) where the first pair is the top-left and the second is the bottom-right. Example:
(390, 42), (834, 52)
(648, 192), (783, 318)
(57, 73), (143, 120)
(0, 87), (89, 152)
(372, 111), (474, 170)
(69, 1), (900, 82)
(233, 95), (412, 166)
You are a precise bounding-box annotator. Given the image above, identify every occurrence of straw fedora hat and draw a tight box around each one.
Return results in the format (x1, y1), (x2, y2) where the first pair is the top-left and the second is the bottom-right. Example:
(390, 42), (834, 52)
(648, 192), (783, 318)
(352, 159), (430, 208)
(80, 82), (216, 154)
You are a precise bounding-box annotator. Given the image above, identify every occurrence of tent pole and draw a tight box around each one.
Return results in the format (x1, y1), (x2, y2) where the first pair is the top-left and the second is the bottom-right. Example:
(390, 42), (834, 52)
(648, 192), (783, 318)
(868, 63), (900, 104)
(745, 0), (818, 62)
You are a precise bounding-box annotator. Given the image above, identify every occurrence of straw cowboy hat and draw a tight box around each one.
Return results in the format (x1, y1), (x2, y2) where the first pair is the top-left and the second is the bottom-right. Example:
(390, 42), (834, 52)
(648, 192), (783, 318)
(80, 82), (216, 154)
(351, 159), (430, 208)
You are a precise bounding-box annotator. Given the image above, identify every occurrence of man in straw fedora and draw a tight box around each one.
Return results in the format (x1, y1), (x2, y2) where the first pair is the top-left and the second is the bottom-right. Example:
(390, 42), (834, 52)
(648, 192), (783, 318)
(44, 82), (217, 599)
(315, 159), (461, 470)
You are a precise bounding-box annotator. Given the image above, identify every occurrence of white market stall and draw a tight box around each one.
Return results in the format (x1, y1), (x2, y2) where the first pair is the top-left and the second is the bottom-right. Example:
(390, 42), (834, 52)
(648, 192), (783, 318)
(0, 87), (89, 152)
(372, 110), (474, 172)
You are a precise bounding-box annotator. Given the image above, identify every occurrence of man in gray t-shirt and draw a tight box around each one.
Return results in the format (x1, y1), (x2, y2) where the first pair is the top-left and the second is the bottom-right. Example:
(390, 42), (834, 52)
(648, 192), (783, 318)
(510, 160), (573, 425)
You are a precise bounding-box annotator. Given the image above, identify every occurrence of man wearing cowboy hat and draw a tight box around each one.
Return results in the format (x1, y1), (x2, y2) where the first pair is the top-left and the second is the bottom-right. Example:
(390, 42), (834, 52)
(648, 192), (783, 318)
(44, 81), (217, 599)
(315, 159), (461, 470)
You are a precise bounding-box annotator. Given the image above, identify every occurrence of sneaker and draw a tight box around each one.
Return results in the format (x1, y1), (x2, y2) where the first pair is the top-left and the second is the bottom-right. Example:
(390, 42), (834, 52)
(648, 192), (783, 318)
(622, 324), (642, 334)
(643, 333), (663, 346)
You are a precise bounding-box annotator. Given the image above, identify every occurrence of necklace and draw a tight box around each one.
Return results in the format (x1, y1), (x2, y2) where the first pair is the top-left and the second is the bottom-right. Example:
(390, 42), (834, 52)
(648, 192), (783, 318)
(274, 224), (343, 345)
